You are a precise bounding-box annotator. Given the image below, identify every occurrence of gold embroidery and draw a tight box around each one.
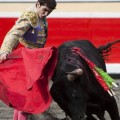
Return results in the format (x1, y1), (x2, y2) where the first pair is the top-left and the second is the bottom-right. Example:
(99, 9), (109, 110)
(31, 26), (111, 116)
(38, 31), (44, 36)
(20, 11), (39, 28)
(19, 38), (44, 48)
(0, 35), (19, 53)
(36, 37), (45, 44)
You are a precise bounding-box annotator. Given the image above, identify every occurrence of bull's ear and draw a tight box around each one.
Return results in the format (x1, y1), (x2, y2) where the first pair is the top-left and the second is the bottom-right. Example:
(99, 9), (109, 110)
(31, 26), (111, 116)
(66, 69), (83, 81)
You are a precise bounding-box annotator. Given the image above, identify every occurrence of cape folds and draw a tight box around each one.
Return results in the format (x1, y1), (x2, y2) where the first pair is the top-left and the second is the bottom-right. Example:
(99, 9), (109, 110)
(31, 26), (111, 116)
(0, 47), (58, 114)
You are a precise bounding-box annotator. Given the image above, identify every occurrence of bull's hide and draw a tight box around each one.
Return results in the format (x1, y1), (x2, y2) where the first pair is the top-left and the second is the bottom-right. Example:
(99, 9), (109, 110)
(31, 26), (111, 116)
(50, 40), (120, 120)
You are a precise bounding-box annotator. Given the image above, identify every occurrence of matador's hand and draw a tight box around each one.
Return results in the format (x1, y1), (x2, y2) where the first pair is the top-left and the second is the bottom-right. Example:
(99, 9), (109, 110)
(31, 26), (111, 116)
(0, 52), (9, 62)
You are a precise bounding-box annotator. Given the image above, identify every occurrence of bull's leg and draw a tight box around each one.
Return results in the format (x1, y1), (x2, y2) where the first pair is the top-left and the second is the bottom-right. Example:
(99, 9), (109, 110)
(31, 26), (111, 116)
(86, 104), (105, 120)
(86, 115), (105, 120)
(66, 69), (83, 81)
(97, 114), (105, 120)
(50, 82), (71, 119)
(105, 97), (120, 120)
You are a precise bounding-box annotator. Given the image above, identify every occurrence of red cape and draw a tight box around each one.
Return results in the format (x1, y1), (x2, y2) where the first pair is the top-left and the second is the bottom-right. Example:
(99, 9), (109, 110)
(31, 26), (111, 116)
(0, 47), (58, 114)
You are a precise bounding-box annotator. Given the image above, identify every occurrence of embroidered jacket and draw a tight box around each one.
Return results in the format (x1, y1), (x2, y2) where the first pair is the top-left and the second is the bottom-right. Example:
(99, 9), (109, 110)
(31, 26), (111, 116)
(0, 6), (48, 54)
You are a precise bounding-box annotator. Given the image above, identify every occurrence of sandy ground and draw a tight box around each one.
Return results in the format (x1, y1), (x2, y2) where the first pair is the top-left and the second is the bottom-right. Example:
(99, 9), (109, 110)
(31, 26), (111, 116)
(0, 80), (120, 120)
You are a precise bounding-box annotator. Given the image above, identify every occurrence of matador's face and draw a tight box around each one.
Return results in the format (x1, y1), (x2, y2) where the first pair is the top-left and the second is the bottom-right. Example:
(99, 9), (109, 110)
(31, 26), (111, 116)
(36, 2), (52, 19)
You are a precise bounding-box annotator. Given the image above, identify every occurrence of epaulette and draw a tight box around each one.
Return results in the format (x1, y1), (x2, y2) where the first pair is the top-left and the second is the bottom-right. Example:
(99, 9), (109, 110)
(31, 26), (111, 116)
(20, 11), (39, 28)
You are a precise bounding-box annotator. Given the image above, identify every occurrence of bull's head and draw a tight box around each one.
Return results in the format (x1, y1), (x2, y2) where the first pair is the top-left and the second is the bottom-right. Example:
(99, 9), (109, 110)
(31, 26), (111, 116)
(66, 69), (87, 120)
(50, 68), (87, 120)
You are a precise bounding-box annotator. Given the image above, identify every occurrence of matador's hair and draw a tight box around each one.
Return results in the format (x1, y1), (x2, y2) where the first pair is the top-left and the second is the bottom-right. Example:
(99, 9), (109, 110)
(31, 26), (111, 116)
(38, 0), (57, 10)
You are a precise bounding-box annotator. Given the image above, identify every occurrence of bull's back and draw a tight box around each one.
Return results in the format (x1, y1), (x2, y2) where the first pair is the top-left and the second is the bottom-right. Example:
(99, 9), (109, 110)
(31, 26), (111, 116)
(58, 40), (106, 71)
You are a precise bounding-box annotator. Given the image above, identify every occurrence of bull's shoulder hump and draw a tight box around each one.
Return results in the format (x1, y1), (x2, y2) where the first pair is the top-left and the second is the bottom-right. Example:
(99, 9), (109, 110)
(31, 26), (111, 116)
(59, 40), (94, 48)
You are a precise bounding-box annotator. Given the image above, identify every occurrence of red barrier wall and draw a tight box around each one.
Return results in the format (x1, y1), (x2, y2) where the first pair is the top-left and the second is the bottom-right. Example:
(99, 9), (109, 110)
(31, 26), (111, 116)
(0, 18), (120, 63)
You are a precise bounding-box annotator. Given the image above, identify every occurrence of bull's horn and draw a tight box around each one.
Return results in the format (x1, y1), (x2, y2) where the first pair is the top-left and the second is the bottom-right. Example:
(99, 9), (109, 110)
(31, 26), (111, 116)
(66, 69), (83, 81)
(66, 69), (83, 75)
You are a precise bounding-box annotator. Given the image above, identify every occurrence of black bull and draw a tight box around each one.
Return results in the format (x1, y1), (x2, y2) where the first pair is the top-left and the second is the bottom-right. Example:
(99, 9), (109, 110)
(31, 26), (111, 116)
(50, 40), (120, 120)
